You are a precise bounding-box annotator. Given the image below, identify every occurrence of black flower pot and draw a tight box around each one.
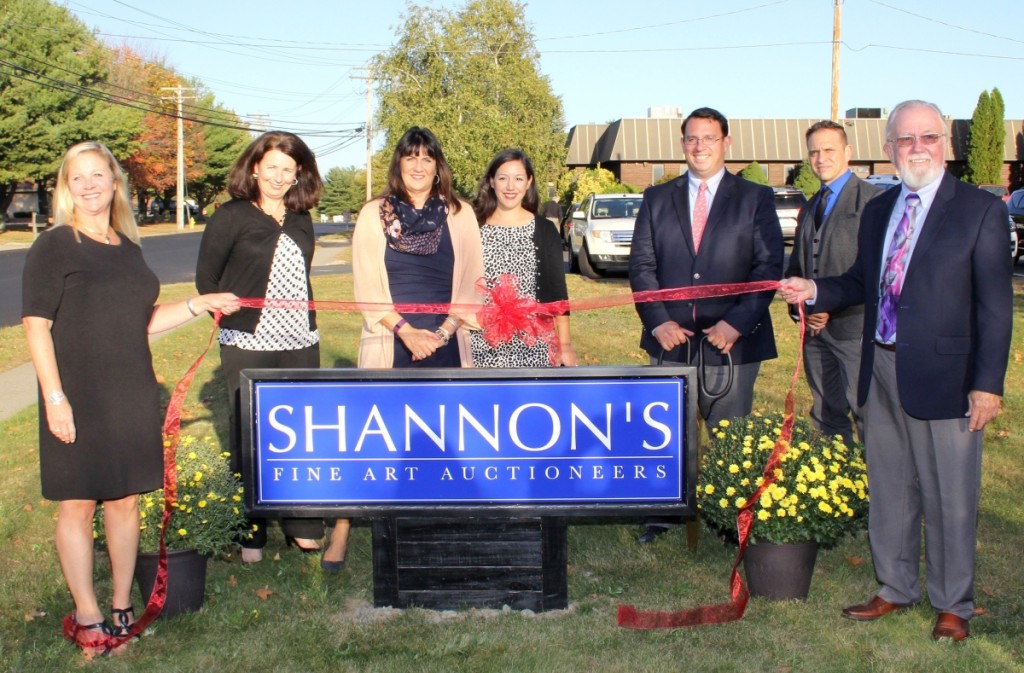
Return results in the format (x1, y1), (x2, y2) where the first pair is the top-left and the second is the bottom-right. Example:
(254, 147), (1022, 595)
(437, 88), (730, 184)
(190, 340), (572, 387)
(134, 548), (208, 617)
(743, 541), (819, 600)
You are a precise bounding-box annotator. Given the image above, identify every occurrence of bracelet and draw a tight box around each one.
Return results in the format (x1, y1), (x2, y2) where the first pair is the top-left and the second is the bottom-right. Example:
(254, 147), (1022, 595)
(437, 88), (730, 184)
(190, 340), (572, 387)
(443, 316), (459, 331)
(434, 327), (451, 345)
(186, 297), (199, 316)
(45, 390), (67, 405)
(392, 318), (408, 335)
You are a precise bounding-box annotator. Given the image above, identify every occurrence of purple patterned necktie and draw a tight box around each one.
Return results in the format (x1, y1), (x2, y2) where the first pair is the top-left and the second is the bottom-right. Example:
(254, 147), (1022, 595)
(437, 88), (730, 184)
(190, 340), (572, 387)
(876, 193), (921, 343)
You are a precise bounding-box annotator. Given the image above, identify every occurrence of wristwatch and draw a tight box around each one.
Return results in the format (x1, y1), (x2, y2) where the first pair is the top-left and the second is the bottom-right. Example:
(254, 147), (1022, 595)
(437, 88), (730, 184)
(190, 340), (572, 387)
(45, 391), (66, 405)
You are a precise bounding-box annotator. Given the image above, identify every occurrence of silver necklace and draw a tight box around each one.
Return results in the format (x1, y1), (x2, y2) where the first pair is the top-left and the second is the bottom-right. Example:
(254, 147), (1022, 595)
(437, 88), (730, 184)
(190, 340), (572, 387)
(79, 224), (111, 244)
(254, 201), (285, 225)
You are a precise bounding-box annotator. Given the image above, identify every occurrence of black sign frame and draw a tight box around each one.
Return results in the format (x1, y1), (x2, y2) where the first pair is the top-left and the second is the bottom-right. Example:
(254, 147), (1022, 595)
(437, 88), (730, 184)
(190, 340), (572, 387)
(239, 365), (698, 519)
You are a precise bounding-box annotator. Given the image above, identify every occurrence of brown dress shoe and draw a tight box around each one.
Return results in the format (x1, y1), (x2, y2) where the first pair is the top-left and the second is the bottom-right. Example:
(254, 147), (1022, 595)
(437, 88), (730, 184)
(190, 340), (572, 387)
(932, 612), (970, 641)
(841, 596), (911, 621)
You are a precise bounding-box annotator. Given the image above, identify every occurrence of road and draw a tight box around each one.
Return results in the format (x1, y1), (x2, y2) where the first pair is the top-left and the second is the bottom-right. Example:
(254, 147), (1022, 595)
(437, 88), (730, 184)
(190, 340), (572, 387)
(0, 223), (353, 329)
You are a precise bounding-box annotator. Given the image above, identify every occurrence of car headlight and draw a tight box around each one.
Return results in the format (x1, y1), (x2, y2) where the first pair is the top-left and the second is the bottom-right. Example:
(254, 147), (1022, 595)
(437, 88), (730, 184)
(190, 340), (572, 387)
(591, 230), (613, 243)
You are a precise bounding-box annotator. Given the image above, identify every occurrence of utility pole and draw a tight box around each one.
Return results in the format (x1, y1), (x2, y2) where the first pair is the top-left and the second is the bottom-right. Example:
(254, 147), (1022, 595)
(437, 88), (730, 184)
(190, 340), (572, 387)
(351, 67), (374, 201)
(831, 0), (842, 121)
(248, 113), (271, 134)
(161, 85), (195, 230)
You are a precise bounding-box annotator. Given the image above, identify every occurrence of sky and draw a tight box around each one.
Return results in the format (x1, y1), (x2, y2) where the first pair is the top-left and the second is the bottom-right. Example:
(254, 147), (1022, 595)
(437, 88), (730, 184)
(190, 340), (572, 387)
(63, 0), (1024, 173)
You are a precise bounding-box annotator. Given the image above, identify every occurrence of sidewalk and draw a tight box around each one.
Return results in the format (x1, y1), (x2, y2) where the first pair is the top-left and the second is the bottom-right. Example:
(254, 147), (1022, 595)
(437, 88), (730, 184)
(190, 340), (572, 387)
(0, 238), (350, 422)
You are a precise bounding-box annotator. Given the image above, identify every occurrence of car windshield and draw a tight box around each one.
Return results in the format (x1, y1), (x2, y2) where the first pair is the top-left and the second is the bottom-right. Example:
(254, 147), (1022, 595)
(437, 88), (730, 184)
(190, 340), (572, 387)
(592, 199), (643, 218)
(980, 185), (1008, 197)
(774, 193), (806, 209)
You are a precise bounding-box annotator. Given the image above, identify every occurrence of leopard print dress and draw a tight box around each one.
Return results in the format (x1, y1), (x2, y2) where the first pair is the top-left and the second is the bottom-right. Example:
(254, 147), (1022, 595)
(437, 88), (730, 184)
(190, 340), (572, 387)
(470, 219), (551, 368)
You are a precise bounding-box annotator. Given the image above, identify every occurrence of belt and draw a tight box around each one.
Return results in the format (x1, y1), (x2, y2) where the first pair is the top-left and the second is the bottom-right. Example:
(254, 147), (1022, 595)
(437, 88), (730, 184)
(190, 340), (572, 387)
(873, 340), (896, 352)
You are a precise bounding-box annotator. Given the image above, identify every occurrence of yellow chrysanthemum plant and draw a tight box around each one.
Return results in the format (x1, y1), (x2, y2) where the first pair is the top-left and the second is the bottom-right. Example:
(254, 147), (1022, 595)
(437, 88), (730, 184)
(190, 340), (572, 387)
(697, 413), (869, 546)
(95, 435), (251, 556)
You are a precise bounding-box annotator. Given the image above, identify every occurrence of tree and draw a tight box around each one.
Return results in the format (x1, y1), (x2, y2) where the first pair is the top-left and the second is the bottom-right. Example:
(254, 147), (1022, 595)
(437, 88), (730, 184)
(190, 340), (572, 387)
(188, 93), (252, 214)
(107, 47), (208, 216)
(791, 159), (820, 198)
(555, 165), (637, 207)
(373, 0), (566, 196)
(320, 166), (368, 218)
(739, 161), (769, 185)
(965, 88), (1005, 186)
(0, 0), (139, 213)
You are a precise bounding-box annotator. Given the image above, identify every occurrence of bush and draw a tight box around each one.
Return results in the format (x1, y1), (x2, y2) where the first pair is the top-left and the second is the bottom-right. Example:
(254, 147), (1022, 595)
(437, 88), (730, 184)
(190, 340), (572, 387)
(697, 413), (869, 546)
(95, 435), (250, 556)
(739, 161), (769, 185)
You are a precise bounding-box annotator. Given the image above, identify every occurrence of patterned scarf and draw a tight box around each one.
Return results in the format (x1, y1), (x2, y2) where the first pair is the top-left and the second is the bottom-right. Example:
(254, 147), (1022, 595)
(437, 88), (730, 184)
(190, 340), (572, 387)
(380, 194), (448, 255)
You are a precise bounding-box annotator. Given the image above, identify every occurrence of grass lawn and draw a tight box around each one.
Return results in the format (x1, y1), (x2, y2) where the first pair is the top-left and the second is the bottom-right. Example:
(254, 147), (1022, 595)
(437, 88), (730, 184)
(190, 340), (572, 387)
(0, 273), (1022, 672)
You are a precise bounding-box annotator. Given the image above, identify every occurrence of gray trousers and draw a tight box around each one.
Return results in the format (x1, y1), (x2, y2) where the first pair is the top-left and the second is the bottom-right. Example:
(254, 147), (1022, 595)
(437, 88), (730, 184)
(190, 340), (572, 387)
(862, 348), (982, 619)
(802, 329), (863, 446)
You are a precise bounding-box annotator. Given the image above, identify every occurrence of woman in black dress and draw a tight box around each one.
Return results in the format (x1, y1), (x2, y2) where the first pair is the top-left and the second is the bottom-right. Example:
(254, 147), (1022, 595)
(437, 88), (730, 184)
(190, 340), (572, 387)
(195, 131), (345, 568)
(22, 141), (239, 655)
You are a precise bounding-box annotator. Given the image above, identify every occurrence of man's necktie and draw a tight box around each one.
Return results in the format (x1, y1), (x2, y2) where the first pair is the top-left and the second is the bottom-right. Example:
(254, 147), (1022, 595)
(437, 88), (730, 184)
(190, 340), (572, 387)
(814, 186), (831, 231)
(876, 193), (921, 343)
(692, 181), (708, 251)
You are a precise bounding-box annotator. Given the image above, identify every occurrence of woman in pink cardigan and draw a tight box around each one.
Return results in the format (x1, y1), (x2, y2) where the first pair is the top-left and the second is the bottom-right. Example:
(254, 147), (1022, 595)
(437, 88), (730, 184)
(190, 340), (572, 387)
(321, 128), (484, 567)
(351, 127), (483, 368)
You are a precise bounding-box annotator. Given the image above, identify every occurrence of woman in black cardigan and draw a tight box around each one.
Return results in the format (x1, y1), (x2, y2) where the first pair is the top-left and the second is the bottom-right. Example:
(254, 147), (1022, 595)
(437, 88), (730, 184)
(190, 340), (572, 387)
(196, 131), (349, 568)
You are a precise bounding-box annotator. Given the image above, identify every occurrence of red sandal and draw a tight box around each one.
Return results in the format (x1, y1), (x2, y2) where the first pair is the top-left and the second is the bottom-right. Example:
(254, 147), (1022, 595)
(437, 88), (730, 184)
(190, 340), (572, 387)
(61, 613), (111, 657)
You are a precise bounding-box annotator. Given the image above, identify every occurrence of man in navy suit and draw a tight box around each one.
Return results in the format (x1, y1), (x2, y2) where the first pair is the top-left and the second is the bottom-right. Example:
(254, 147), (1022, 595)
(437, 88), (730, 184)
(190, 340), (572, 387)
(781, 100), (1012, 642)
(786, 120), (882, 446)
(629, 107), (784, 543)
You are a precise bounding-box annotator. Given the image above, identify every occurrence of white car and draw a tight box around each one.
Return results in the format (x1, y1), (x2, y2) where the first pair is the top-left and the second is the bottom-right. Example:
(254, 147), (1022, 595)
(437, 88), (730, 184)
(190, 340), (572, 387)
(772, 187), (807, 240)
(565, 193), (643, 279)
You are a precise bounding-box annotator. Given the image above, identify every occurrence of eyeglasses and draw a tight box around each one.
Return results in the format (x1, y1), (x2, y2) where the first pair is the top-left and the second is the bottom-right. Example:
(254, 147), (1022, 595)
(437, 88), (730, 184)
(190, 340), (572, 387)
(887, 133), (945, 148)
(683, 135), (722, 147)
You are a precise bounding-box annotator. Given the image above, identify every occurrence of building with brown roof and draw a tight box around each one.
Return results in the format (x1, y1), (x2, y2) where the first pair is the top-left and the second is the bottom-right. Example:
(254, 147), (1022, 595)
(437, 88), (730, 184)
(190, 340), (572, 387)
(565, 115), (1024, 189)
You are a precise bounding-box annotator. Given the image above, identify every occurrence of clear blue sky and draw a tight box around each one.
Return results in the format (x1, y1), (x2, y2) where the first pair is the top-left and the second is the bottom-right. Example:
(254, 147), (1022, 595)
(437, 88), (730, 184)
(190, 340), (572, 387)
(65, 0), (1024, 173)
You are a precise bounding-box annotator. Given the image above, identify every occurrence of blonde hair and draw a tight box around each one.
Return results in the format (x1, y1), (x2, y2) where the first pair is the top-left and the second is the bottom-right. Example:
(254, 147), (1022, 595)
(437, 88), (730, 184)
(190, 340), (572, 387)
(53, 141), (140, 245)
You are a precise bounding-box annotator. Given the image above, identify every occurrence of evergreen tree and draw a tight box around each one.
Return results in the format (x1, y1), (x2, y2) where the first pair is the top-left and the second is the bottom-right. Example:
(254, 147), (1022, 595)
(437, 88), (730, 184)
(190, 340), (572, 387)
(739, 161), (769, 185)
(792, 159), (821, 198)
(320, 167), (368, 218)
(966, 88), (1004, 185)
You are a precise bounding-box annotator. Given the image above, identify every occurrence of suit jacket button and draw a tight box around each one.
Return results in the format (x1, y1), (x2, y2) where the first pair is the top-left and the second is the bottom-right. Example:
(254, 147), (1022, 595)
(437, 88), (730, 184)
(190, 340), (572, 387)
(693, 273), (701, 280)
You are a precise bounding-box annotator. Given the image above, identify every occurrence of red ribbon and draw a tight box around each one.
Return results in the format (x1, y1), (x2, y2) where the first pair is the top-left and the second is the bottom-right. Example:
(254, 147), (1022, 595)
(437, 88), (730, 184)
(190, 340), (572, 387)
(124, 278), (792, 637)
(618, 301), (807, 629)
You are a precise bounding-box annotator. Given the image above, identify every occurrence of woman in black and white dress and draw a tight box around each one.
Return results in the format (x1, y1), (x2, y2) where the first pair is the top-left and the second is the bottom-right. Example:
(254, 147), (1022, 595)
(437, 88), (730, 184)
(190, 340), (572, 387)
(471, 149), (576, 368)
(197, 131), (349, 568)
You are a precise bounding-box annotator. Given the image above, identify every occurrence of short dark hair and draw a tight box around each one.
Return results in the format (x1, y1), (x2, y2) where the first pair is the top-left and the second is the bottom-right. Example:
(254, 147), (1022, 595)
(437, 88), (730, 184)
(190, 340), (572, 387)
(383, 126), (462, 214)
(805, 120), (848, 144)
(226, 131), (324, 212)
(682, 107), (729, 137)
(472, 148), (539, 225)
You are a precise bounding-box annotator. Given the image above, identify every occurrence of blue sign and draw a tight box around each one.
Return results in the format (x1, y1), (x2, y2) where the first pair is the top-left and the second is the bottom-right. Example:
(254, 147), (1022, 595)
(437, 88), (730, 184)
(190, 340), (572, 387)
(240, 367), (696, 516)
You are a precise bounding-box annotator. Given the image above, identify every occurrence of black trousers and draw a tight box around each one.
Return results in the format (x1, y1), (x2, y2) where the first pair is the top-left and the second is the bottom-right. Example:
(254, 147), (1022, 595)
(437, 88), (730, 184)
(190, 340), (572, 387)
(220, 343), (325, 548)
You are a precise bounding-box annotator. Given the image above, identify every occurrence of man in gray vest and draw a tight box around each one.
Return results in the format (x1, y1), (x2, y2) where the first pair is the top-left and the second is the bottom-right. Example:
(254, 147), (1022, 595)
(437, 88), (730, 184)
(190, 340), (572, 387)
(785, 120), (882, 446)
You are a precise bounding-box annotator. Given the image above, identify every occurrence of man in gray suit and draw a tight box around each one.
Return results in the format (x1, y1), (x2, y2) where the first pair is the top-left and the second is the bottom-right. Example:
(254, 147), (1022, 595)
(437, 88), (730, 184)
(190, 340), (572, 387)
(781, 100), (1012, 642)
(785, 120), (882, 446)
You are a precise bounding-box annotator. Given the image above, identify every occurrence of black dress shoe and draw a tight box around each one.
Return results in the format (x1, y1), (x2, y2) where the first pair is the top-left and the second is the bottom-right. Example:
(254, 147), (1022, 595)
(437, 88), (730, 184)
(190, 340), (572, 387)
(637, 526), (669, 544)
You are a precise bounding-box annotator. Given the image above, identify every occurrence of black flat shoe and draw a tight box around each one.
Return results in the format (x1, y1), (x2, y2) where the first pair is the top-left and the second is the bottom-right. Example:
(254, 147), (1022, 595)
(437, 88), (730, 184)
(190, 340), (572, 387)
(320, 553), (346, 574)
(637, 526), (669, 544)
(286, 537), (321, 553)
